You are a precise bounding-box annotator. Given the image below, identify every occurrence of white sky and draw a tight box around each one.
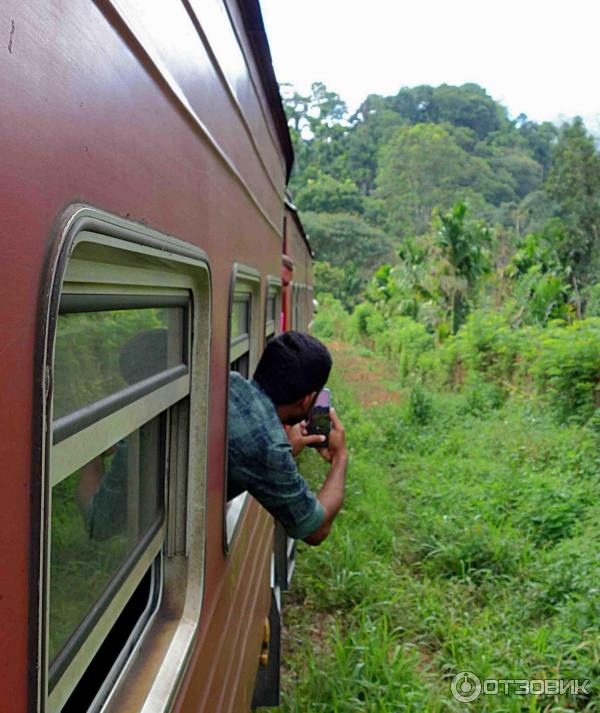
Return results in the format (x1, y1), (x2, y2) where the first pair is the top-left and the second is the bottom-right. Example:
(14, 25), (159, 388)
(260, 0), (598, 123)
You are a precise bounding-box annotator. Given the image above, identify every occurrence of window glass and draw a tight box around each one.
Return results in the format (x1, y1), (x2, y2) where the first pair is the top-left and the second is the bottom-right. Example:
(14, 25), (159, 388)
(231, 297), (250, 340)
(230, 352), (250, 379)
(49, 416), (163, 665)
(293, 287), (300, 329)
(54, 307), (185, 421)
(267, 294), (276, 324)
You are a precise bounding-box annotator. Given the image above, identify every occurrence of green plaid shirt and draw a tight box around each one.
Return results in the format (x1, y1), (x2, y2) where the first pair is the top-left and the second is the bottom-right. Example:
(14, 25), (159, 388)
(227, 372), (325, 540)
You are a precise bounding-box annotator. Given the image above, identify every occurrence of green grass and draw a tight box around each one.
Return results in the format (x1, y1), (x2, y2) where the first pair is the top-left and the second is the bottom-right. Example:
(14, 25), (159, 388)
(280, 344), (600, 712)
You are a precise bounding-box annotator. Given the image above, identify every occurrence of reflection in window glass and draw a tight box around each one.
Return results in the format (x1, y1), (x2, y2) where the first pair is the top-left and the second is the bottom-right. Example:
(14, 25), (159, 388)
(53, 307), (185, 420)
(267, 294), (276, 324)
(49, 417), (164, 664)
(230, 353), (250, 379)
(231, 298), (250, 340)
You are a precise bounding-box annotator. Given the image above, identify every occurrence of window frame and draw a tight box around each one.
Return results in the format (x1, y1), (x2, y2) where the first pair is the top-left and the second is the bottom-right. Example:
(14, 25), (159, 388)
(224, 264), (261, 551)
(265, 275), (282, 344)
(230, 291), (252, 371)
(292, 282), (308, 332)
(307, 285), (315, 330)
(38, 208), (211, 713)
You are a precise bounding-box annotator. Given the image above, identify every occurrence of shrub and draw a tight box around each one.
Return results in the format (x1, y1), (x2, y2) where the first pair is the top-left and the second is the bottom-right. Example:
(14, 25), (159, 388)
(583, 283), (600, 318)
(371, 316), (434, 381)
(415, 337), (461, 389)
(531, 318), (600, 423)
(462, 375), (505, 414)
(516, 478), (587, 546)
(406, 383), (433, 425)
(312, 294), (352, 340)
(453, 309), (526, 383)
(351, 301), (386, 342)
(531, 532), (600, 611)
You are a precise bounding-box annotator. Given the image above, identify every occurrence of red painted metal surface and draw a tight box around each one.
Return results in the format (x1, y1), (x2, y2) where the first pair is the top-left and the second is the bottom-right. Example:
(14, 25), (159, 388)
(0, 1), (301, 711)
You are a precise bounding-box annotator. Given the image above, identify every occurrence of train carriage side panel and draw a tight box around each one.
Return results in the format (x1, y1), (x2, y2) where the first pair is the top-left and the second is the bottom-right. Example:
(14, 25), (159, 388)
(283, 201), (314, 332)
(0, 1), (293, 711)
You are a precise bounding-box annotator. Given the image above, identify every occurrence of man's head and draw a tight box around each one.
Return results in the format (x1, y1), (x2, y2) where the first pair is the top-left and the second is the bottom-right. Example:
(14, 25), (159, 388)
(253, 331), (332, 424)
(119, 328), (168, 384)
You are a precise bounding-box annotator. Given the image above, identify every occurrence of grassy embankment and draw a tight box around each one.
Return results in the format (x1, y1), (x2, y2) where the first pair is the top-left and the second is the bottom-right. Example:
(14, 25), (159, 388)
(280, 342), (600, 712)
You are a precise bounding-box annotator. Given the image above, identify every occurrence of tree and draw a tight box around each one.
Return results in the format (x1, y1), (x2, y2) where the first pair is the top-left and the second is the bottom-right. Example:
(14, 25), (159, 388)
(545, 118), (600, 290)
(365, 252), (439, 325)
(505, 227), (571, 325)
(376, 124), (497, 237)
(280, 81), (347, 138)
(388, 83), (508, 139)
(281, 82), (351, 193)
(491, 152), (543, 199)
(295, 174), (363, 215)
(432, 83), (509, 140)
(517, 119), (558, 178)
(433, 203), (491, 333)
(313, 261), (362, 309)
(302, 211), (393, 288)
(346, 95), (405, 194)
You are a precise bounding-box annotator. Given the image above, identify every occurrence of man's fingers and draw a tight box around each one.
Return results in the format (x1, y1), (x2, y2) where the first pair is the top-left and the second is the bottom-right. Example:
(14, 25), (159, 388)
(303, 434), (326, 446)
(316, 447), (332, 462)
(329, 407), (343, 430)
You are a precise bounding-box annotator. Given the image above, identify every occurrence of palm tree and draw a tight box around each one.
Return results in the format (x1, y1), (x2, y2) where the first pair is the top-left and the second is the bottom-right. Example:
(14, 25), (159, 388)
(434, 203), (490, 333)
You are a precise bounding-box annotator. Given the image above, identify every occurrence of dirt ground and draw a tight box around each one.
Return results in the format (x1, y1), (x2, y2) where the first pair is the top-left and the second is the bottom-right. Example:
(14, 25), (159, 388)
(327, 340), (402, 408)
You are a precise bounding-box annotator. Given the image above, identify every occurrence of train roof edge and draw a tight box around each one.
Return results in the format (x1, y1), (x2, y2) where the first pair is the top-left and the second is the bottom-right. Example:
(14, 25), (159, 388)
(237, 0), (294, 182)
(285, 194), (314, 259)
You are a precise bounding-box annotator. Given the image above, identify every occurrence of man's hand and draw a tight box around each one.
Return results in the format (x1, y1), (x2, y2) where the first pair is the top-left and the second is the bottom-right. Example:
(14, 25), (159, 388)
(303, 407), (348, 546)
(285, 421), (326, 456)
(316, 408), (347, 464)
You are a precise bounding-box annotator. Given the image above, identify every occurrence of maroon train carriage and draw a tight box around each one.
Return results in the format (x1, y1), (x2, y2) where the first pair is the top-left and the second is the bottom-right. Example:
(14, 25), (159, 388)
(0, 1), (313, 712)
(282, 197), (315, 333)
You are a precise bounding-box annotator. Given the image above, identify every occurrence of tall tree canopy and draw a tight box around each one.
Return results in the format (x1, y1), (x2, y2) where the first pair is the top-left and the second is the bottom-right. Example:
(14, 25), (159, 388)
(282, 79), (600, 313)
(302, 211), (392, 277)
(375, 123), (512, 237)
(545, 117), (600, 286)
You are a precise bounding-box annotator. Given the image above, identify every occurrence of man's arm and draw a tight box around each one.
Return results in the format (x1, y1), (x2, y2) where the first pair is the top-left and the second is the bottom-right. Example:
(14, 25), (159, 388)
(303, 408), (347, 546)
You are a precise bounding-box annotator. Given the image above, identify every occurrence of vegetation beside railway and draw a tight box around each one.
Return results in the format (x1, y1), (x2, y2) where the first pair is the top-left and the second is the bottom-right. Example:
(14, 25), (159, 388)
(276, 79), (600, 711)
(280, 336), (600, 712)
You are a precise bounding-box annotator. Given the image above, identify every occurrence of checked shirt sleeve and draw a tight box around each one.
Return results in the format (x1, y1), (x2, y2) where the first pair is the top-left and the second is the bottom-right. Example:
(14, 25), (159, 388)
(241, 440), (325, 540)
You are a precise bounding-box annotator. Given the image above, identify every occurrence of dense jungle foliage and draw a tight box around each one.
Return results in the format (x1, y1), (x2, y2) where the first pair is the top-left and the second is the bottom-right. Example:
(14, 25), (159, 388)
(278, 83), (600, 711)
(283, 82), (600, 327)
(282, 81), (600, 427)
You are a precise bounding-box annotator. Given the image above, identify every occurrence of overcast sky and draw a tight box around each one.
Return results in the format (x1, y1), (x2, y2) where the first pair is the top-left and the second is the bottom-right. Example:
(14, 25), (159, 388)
(260, 0), (598, 123)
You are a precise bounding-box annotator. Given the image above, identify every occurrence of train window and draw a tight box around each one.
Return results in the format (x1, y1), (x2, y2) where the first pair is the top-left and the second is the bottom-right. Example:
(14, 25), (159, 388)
(265, 277), (281, 344)
(49, 415), (163, 666)
(267, 294), (276, 329)
(307, 285), (315, 329)
(293, 284), (307, 331)
(226, 265), (260, 548)
(53, 303), (186, 423)
(230, 291), (252, 378)
(42, 217), (210, 713)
